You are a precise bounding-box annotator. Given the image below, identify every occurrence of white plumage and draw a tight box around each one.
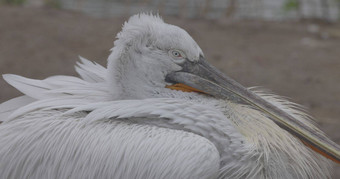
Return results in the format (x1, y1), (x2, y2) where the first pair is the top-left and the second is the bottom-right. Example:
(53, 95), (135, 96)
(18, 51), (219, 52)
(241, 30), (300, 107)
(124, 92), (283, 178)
(0, 14), (335, 178)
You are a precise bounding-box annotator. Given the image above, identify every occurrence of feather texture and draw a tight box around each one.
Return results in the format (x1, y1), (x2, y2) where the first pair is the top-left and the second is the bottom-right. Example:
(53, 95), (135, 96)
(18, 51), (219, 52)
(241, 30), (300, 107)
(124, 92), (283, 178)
(0, 95), (34, 120)
(0, 110), (220, 179)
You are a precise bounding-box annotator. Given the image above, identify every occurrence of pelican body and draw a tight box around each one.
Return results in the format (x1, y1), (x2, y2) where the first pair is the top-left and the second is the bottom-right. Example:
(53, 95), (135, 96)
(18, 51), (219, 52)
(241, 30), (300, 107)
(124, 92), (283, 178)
(0, 14), (338, 179)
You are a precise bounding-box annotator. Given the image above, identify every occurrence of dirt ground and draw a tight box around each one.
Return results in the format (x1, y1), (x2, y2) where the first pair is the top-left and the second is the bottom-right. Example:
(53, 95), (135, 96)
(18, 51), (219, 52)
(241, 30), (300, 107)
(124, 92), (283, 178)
(0, 6), (340, 177)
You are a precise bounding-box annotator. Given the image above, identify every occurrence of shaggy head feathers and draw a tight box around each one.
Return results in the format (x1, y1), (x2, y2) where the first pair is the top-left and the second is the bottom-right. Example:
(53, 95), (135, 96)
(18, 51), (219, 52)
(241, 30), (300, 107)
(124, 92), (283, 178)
(110, 13), (203, 62)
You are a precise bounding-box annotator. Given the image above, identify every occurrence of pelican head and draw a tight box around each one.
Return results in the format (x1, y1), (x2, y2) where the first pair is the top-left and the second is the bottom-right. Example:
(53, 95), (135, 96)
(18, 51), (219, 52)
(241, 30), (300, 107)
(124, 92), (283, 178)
(107, 13), (340, 165)
(107, 14), (203, 99)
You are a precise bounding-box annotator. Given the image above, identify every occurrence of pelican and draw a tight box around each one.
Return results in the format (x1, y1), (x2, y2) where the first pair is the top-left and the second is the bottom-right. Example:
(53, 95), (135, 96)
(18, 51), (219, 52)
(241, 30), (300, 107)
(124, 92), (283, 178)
(0, 14), (339, 179)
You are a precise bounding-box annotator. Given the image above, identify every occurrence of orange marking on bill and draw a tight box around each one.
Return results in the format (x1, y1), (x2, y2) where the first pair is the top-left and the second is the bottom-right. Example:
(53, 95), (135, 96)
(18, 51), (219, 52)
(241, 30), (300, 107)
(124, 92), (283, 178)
(301, 139), (340, 164)
(166, 83), (205, 93)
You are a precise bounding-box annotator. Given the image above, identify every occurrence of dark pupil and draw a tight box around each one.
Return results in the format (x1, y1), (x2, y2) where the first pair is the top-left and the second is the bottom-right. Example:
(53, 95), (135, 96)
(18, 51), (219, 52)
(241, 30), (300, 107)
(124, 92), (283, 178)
(174, 52), (179, 56)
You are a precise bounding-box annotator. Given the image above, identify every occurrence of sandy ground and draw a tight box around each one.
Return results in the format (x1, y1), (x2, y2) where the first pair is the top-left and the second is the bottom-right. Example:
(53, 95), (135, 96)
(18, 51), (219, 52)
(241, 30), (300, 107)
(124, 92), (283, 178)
(0, 6), (340, 177)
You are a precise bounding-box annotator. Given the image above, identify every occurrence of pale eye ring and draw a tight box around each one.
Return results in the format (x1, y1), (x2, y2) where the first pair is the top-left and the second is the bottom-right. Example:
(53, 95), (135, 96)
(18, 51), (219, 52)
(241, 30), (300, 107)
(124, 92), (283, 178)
(170, 49), (185, 58)
(172, 50), (181, 57)
(169, 49), (186, 64)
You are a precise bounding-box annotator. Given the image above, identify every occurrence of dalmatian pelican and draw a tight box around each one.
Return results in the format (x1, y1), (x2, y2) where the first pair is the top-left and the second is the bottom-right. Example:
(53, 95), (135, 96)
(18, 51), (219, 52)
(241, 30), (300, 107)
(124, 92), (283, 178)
(0, 14), (339, 179)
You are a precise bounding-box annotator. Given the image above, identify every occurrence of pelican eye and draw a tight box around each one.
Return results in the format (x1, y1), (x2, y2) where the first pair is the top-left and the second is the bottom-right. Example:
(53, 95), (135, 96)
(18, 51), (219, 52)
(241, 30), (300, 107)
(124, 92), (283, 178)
(172, 51), (181, 57)
(169, 50), (186, 64)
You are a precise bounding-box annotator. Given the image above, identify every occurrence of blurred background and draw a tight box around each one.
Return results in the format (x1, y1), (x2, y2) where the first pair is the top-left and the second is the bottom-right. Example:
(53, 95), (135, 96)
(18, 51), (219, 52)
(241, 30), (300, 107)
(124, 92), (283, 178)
(0, 0), (339, 177)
